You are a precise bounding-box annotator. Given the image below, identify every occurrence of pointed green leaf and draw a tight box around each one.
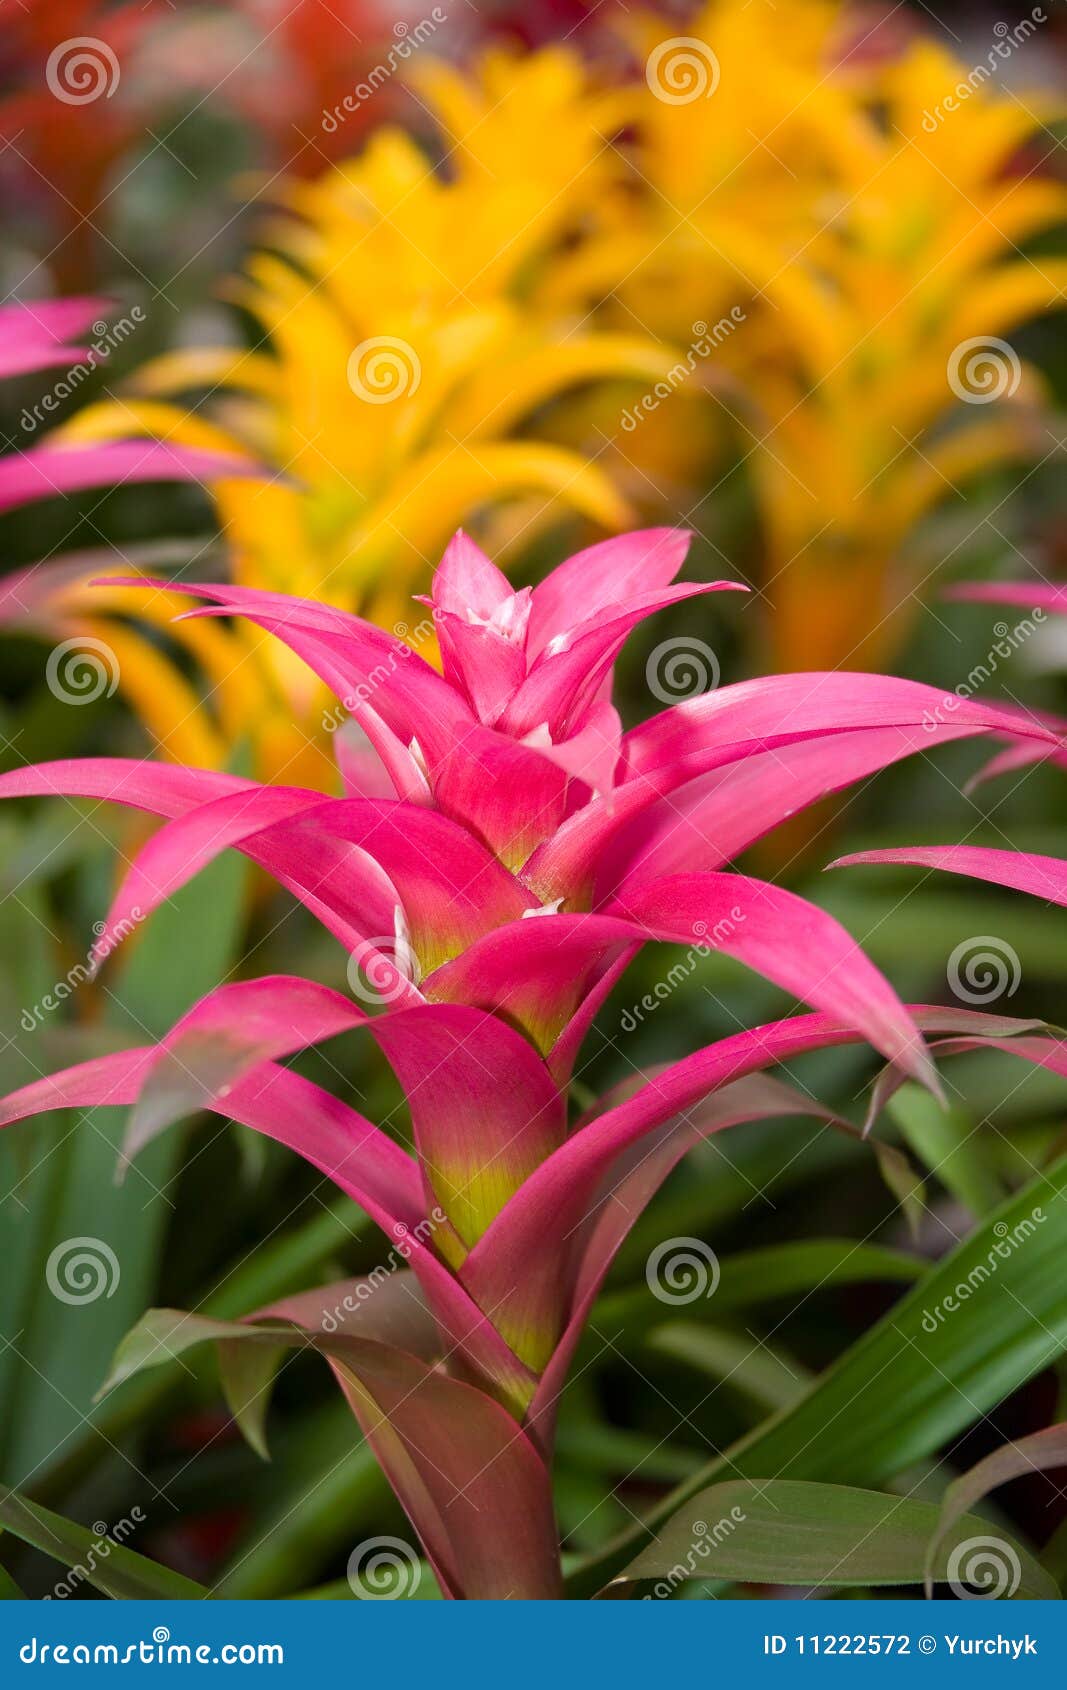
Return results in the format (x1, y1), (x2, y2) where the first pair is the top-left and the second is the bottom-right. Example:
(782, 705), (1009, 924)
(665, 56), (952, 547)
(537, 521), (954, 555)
(613, 1480), (1056, 1597)
(0, 1489), (208, 1600)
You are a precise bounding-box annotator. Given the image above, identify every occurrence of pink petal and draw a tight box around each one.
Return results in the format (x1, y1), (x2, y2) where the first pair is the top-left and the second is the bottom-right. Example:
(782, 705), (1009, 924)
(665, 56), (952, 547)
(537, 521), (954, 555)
(526, 528), (694, 658)
(945, 582), (1067, 617)
(328, 1346), (560, 1598)
(332, 722), (402, 801)
(0, 1047), (157, 1123)
(0, 1034), (535, 1416)
(124, 976), (376, 1162)
(624, 672), (1059, 782)
(98, 791), (533, 974)
(500, 581), (745, 740)
(371, 1005), (567, 1249)
(527, 673), (1058, 901)
(527, 1075), (841, 1445)
(0, 443), (260, 515)
(0, 758), (256, 817)
(432, 606), (529, 726)
(432, 530), (513, 619)
(426, 913), (639, 1057)
(600, 725), (980, 892)
(830, 845), (1067, 907)
(0, 298), (111, 379)
(460, 1005), (980, 1372)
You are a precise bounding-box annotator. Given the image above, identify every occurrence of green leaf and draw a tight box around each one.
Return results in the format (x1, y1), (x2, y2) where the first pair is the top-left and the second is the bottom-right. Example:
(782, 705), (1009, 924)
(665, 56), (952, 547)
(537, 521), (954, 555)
(0, 1562), (25, 1598)
(612, 1480), (1056, 1598)
(648, 1325), (811, 1413)
(888, 1085), (1007, 1219)
(0, 1489), (208, 1600)
(570, 1157), (1067, 1594)
(35, 1194), (372, 1506)
(925, 1422), (1067, 1595)
(591, 1239), (924, 1343)
(0, 847), (248, 1481)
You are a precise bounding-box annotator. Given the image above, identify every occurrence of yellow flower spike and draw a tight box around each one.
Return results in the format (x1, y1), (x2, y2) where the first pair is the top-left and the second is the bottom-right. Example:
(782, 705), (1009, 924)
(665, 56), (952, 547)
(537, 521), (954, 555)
(52, 43), (662, 784)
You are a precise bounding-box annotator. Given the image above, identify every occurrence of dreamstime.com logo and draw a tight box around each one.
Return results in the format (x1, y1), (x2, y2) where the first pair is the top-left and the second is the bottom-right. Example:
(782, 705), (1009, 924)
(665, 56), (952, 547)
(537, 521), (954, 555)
(642, 1509), (747, 1598)
(45, 1237), (121, 1306)
(347, 1536), (422, 1599)
(620, 311), (746, 432)
(919, 1208), (1046, 1333)
(46, 37), (120, 104)
(45, 1511), (146, 1600)
(347, 336), (421, 403)
(947, 935), (1021, 1006)
(921, 9), (1047, 131)
(646, 37), (720, 104)
(20, 307), (146, 435)
(322, 11), (448, 129)
(321, 615), (436, 733)
(19, 1628), (284, 1666)
(321, 1212), (447, 1329)
(21, 909), (144, 1031)
(947, 1535), (1022, 1600)
(920, 607), (1045, 732)
(646, 1236), (720, 1304)
(347, 929), (422, 1004)
(619, 912), (742, 1033)
(46, 637), (120, 706)
(948, 335), (1022, 404)
(646, 636), (720, 703)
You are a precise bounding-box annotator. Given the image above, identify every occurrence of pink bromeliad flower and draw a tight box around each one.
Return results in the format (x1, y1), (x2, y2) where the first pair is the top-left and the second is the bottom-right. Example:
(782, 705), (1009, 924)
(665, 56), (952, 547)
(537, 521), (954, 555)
(1, 529), (1065, 1599)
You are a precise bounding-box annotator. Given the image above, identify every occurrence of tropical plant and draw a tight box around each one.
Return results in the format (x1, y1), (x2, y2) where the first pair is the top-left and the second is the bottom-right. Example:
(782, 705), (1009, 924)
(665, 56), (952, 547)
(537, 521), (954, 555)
(0, 527), (1064, 1598)
(38, 51), (671, 783)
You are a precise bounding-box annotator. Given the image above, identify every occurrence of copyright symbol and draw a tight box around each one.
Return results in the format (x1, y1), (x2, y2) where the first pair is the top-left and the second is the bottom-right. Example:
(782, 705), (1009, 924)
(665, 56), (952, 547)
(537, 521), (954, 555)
(918, 1636), (937, 1654)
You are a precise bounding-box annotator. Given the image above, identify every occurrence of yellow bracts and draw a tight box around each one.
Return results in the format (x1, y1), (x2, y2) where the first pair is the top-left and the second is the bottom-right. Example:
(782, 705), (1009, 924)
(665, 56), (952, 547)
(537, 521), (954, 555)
(50, 6), (1065, 784)
(56, 48), (678, 781)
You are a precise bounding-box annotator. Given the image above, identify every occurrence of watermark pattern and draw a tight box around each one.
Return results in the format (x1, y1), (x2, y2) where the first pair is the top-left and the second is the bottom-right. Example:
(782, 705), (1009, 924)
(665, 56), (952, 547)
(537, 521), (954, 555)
(920, 1208), (1045, 1332)
(947, 335), (1022, 404)
(322, 11), (448, 130)
(46, 637), (120, 706)
(347, 337), (421, 403)
(947, 935), (1021, 1005)
(920, 607), (1046, 731)
(45, 1511), (146, 1599)
(646, 636), (720, 703)
(642, 1508), (748, 1597)
(621, 312), (746, 432)
(947, 1535), (1022, 1600)
(921, 10), (1047, 130)
(46, 37), (120, 105)
(646, 38), (720, 105)
(20, 307), (146, 435)
(646, 1236), (721, 1304)
(619, 915), (742, 1032)
(347, 1536), (422, 1599)
(320, 615), (436, 733)
(46, 1237), (121, 1306)
(321, 1211), (447, 1330)
(21, 910), (144, 1032)
(347, 924), (422, 1005)
(20, 1631), (284, 1665)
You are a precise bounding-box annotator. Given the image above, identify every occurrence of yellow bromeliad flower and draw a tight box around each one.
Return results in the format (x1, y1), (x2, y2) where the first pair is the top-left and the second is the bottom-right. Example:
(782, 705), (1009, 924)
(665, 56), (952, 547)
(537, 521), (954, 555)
(51, 46), (675, 784)
(41, 6), (1066, 791)
(602, 1), (1067, 671)
(722, 27), (1067, 672)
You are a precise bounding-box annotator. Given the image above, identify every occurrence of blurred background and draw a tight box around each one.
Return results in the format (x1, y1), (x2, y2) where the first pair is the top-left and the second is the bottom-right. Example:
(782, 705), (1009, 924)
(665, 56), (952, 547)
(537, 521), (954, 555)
(0, 0), (1064, 1598)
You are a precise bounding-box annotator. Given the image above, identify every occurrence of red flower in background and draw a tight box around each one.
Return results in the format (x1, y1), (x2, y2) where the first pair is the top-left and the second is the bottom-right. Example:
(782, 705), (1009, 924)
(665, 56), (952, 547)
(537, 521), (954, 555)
(0, 0), (421, 285)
